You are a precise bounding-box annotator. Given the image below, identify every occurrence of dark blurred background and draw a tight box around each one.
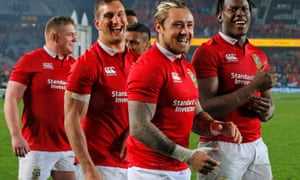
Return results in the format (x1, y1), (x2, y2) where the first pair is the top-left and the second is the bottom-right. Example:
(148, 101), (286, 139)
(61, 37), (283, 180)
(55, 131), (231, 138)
(0, 0), (299, 89)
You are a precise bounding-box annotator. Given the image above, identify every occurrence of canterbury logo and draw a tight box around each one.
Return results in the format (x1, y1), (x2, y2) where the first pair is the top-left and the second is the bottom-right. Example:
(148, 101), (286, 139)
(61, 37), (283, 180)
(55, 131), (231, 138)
(104, 66), (117, 76)
(171, 72), (181, 83)
(225, 53), (238, 62)
(42, 63), (54, 70)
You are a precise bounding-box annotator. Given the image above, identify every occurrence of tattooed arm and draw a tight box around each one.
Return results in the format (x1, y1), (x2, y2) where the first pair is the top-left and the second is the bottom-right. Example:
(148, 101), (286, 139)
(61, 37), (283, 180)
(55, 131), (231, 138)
(128, 100), (220, 174)
(128, 100), (175, 155)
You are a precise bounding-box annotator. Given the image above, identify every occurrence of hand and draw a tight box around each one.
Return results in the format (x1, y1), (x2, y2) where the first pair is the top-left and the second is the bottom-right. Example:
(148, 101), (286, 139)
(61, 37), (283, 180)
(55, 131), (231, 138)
(188, 149), (220, 175)
(118, 129), (129, 160)
(119, 141), (127, 160)
(248, 96), (274, 122)
(251, 65), (277, 92)
(210, 121), (243, 144)
(12, 135), (30, 157)
(85, 169), (103, 180)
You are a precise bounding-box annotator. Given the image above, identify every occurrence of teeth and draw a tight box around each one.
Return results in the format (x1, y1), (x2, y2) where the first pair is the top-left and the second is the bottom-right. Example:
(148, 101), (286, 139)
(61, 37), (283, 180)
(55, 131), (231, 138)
(178, 38), (188, 43)
(112, 27), (122, 30)
(235, 21), (245, 24)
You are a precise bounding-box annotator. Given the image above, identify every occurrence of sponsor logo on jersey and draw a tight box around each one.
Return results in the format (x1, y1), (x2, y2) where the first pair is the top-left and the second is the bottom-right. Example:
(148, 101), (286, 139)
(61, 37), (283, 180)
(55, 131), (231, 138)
(171, 72), (181, 83)
(42, 62), (54, 70)
(31, 166), (41, 179)
(48, 79), (67, 90)
(225, 53), (238, 62)
(231, 72), (254, 86)
(252, 54), (262, 68)
(104, 66), (117, 76)
(187, 68), (198, 88)
(112, 90), (128, 103)
(173, 99), (197, 112)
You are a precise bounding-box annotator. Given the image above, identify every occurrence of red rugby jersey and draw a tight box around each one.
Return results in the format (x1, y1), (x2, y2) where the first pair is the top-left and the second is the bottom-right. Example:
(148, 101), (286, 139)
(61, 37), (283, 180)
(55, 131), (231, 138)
(192, 33), (269, 143)
(127, 43), (199, 171)
(10, 48), (75, 151)
(66, 42), (139, 167)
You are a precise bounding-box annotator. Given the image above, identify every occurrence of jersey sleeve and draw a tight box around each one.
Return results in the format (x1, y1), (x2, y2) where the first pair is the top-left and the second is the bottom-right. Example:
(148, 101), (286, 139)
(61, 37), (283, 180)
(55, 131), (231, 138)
(127, 56), (164, 103)
(9, 53), (35, 85)
(191, 45), (220, 79)
(66, 51), (99, 95)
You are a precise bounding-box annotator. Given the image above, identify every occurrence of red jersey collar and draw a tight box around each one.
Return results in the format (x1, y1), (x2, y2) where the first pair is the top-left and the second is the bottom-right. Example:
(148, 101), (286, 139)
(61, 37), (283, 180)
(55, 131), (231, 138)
(97, 40), (120, 56)
(155, 42), (184, 62)
(43, 45), (72, 60)
(218, 32), (239, 45)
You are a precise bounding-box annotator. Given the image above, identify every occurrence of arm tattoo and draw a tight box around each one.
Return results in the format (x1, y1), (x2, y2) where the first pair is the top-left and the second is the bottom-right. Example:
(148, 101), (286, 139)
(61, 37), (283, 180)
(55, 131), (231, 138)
(129, 101), (175, 156)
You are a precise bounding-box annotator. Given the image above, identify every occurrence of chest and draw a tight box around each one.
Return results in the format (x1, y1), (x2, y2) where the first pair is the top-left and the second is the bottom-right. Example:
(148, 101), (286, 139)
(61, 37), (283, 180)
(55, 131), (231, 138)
(159, 61), (198, 105)
(217, 48), (267, 90)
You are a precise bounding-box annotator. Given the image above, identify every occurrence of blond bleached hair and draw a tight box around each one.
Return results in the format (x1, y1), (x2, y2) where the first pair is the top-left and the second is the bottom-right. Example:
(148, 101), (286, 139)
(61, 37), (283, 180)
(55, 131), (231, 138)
(154, 0), (188, 27)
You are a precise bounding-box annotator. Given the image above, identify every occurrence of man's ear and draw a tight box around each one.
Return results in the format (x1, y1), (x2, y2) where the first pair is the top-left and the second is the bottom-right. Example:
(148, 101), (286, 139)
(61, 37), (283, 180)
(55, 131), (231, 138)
(50, 32), (58, 43)
(155, 22), (161, 33)
(217, 14), (223, 23)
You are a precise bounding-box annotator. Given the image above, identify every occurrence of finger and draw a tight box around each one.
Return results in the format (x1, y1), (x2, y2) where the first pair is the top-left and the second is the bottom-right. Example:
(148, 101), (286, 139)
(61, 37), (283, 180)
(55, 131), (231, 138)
(198, 147), (215, 154)
(199, 166), (213, 175)
(257, 63), (265, 72)
(210, 121), (223, 131)
(15, 148), (24, 157)
(202, 164), (215, 172)
(199, 162), (217, 174)
(234, 128), (243, 144)
(207, 157), (220, 166)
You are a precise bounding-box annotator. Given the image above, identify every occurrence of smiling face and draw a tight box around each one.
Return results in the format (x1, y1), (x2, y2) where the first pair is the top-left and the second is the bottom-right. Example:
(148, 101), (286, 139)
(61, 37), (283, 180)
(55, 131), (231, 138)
(219, 0), (251, 39)
(156, 8), (194, 55)
(56, 24), (76, 57)
(94, 1), (127, 45)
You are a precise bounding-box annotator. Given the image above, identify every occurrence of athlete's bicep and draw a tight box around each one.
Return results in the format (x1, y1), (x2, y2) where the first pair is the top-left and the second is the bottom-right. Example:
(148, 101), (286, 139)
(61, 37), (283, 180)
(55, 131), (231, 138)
(197, 77), (219, 101)
(64, 90), (89, 124)
(5, 81), (27, 102)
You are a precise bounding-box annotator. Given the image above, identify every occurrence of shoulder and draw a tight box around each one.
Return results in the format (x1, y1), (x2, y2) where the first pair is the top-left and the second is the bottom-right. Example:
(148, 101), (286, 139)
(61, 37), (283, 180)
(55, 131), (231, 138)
(77, 43), (99, 64)
(192, 36), (222, 65)
(131, 46), (166, 76)
(194, 36), (221, 55)
(134, 49), (167, 76)
(15, 48), (48, 67)
(21, 48), (45, 60)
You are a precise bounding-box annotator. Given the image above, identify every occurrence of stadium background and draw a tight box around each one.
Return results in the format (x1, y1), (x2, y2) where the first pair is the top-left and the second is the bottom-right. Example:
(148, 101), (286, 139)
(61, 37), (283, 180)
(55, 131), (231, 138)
(0, 0), (299, 179)
(0, 0), (299, 91)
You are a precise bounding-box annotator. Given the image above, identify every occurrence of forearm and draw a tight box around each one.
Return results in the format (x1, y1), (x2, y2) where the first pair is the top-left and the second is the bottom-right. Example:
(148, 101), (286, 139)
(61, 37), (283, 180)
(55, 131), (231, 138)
(4, 98), (22, 137)
(65, 113), (95, 172)
(4, 81), (26, 138)
(130, 108), (196, 162)
(192, 111), (215, 136)
(201, 83), (257, 118)
(129, 101), (175, 156)
(64, 96), (95, 173)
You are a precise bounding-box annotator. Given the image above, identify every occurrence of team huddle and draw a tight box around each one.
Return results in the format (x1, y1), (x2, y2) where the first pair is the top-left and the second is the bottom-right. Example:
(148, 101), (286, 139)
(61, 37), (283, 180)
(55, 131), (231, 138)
(4, 0), (277, 180)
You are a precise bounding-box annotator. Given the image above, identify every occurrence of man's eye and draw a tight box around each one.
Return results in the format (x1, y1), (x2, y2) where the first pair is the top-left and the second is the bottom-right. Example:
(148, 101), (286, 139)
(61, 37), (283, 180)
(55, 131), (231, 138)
(242, 7), (250, 12)
(174, 23), (183, 28)
(129, 40), (138, 45)
(104, 13), (114, 19)
(229, 8), (238, 12)
(187, 23), (194, 28)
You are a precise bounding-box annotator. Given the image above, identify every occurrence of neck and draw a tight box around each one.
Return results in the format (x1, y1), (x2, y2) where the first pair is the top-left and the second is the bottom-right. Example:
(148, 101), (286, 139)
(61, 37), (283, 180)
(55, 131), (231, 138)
(99, 37), (125, 52)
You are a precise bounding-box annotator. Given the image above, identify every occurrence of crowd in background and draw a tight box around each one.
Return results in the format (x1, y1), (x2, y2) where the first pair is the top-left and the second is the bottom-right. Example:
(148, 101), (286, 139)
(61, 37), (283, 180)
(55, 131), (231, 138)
(0, 0), (299, 88)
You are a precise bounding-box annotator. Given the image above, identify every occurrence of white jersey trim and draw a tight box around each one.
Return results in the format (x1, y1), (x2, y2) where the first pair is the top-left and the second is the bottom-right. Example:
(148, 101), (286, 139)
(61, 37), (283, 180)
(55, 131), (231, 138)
(65, 91), (90, 104)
